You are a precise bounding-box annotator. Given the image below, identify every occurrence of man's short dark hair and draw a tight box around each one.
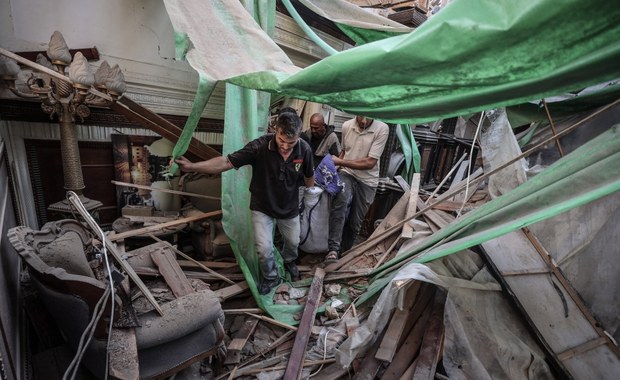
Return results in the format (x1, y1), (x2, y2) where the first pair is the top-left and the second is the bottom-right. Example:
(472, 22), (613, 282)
(276, 112), (302, 138)
(278, 106), (297, 115)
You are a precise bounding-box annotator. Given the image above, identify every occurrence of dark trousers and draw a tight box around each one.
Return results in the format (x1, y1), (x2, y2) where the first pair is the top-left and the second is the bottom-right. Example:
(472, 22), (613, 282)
(328, 172), (377, 253)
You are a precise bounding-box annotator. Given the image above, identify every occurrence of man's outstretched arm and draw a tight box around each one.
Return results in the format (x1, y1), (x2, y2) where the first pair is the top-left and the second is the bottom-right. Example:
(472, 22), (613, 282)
(175, 156), (234, 174)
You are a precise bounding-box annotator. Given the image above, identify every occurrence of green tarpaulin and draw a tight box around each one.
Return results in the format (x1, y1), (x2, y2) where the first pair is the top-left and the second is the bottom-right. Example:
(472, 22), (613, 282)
(227, 0), (620, 123)
(163, 0), (620, 322)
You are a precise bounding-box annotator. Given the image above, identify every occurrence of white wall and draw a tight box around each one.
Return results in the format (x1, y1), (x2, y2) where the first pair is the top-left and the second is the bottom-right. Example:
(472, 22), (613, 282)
(0, 0), (211, 117)
(0, 0), (351, 118)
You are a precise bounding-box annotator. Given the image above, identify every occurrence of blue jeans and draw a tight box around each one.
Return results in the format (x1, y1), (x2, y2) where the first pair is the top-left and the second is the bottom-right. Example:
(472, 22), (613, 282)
(252, 210), (300, 281)
(328, 172), (377, 253)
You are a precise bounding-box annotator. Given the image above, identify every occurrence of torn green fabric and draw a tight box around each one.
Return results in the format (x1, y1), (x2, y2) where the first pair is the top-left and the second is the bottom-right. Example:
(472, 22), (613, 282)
(163, 0), (299, 82)
(335, 23), (405, 45)
(219, 1), (311, 325)
(168, 76), (216, 176)
(396, 124), (421, 181)
(507, 81), (620, 129)
(226, 0), (620, 124)
(163, 0), (620, 323)
(368, 124), (620, 293)
(297, 0), (411, 45)
(282, 0), (337, 55)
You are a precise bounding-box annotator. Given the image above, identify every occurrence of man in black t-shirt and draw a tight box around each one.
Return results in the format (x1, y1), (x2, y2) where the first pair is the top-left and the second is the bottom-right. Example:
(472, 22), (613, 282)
(176, 113), (314, 295)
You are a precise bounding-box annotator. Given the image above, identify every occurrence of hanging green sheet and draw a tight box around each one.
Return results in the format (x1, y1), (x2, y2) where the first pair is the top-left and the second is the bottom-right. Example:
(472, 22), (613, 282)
(358, 124), (620, 302)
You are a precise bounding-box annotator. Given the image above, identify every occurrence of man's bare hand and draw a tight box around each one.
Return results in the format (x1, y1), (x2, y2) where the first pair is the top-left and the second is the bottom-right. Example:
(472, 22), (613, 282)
(332, 155), (343, 166)
(174, 156), (194, 172)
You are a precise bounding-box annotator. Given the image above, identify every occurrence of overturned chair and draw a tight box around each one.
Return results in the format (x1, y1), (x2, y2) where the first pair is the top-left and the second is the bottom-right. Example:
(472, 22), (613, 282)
(8, 219), (226, 379)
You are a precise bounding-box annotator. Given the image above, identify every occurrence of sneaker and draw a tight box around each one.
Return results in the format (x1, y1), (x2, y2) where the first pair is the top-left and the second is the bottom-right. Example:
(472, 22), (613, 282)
(325, 250), (339, 264)
(285, 261), (300, 282)
(259, 277), (283, 295)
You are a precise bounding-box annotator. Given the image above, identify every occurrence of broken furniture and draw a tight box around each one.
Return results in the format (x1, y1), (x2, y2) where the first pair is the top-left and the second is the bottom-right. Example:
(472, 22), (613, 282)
(8, 219), (226, 379)
(179, 172), (233, 259)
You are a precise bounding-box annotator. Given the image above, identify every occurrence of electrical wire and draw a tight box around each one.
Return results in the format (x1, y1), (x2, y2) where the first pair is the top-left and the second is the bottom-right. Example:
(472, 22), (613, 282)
(66, 191), (116, 379)
(62, 285), (111, 380)
(309, 328), (337, 378)
(457, 113), (484, 218)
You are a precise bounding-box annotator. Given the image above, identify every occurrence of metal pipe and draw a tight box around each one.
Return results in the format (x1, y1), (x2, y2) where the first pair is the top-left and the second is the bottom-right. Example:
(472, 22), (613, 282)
(281, 0), (338, 56)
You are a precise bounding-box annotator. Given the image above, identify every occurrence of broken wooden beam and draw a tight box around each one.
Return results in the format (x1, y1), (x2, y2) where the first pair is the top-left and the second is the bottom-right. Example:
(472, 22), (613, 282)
(147, 233), (236, 285)
(111, 95), (219, 161)
(224, 318), (259, 365)
(111, 180), (220, 200)
(401, 173), (420, 239)
(213, 330), (295, 380)
(214, 281), (249, 301)
(244, 312), (297, 332)
(411, 290), (446, 380)
(108, 210), (222, 241)
(381, 286), (436, 378)
(150, 247), (194, 297)
(284, 268), (326, 380)
(375, 281), (422, 362)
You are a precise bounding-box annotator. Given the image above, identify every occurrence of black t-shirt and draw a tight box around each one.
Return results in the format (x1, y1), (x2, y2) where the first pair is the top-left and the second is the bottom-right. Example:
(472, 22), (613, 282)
(227, 134), (314, 219)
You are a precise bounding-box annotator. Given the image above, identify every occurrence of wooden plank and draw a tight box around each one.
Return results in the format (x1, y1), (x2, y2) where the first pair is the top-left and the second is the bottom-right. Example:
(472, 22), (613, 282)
(183, 271), (245, 282)
(352, 326), (388, 380)
(177, 259), (238, 270)
(284, 268), (325, 380)
(325, 191), (409, 272)
(428, 199), (470, 212)
(224, 318), (259, 364)
(111, 180), (220, 201)
(213, 330), (295, 380)
(417, 199), (450, 229)
(112, 96), (219, 161)
(522, 227), (619, 355)
(244, 312), (297, 332)
(382, 295), (433, 379)
(375, 281), (422, 362)
(399, 359), (418, 380)
(452, 167), (484, 203)
(109, 210), (222, 241)
(401, 173), (420, 239)
(411, 291), (446, 380)
(557, 337), (607, 362)
(150, 247), (194, 297)
(214, 281), (249, 301)
(148, 234), (236, 285)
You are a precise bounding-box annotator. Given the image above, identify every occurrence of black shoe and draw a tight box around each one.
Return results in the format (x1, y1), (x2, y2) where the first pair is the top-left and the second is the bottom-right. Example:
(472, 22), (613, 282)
(285, 261), (300, 282)
(259, 277), (283, 295)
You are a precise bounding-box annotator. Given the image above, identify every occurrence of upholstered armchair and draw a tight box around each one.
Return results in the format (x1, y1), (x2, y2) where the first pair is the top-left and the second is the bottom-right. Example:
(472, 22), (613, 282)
(8, 219), (225, 379)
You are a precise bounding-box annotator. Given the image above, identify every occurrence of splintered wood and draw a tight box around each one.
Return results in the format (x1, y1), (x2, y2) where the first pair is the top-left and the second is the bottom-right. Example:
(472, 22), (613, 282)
(349, 283), (445, 380)
(104, 179), (477, 379)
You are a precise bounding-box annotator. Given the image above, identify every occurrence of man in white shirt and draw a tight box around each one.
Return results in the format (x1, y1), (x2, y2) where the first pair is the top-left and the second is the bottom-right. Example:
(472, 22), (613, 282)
(325, 116), (389, 262)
